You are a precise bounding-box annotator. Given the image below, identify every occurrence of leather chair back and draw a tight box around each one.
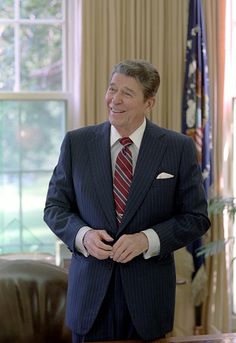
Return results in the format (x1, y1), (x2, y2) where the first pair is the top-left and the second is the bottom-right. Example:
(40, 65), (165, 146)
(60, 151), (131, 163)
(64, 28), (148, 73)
(0, 259), (71, 343)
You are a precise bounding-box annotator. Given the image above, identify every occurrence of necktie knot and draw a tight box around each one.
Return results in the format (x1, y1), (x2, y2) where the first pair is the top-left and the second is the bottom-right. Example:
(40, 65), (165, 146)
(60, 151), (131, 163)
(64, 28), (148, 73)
(119, 137), (133, 147)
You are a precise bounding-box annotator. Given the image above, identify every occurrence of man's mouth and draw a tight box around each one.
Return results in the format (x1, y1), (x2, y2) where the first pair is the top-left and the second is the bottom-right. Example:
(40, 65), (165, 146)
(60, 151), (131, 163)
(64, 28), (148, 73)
(110, 108), (125, 114)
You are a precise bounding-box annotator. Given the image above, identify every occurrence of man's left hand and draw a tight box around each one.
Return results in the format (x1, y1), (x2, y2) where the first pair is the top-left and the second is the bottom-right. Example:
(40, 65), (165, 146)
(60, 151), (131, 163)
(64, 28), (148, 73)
(110, 232), (149, 263)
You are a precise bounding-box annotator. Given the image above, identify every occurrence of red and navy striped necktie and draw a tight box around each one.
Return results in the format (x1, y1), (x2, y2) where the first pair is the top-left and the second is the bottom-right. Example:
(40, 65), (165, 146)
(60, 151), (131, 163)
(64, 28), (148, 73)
(113, 137), (133, 225)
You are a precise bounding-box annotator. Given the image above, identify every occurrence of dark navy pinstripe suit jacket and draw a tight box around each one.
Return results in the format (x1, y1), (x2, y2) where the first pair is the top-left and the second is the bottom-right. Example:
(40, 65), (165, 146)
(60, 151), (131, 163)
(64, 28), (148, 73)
(44, 119), (210, 340)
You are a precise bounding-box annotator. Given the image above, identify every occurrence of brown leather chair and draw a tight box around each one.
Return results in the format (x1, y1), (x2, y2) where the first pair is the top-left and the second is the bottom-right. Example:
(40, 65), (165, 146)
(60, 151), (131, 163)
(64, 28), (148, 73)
(0, 259), (71, 343)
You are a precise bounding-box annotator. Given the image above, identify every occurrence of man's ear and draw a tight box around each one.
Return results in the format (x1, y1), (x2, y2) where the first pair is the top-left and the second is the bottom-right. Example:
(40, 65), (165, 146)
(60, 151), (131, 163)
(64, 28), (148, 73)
(145, 97), (156, 113)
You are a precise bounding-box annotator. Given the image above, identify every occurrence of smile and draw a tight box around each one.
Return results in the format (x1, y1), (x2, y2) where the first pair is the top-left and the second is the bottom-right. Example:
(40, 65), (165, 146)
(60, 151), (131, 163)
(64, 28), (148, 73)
(110, 108), (126, 113)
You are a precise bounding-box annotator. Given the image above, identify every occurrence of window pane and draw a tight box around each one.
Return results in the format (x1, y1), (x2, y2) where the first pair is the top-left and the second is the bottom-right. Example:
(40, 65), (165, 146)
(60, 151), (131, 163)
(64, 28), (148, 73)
(22, 172), (57, 253)
(0, 100), (65, 171)
(0, 25), (14, 91)
(0, 101), (21, 171)
(20, 0), (62, 19)
(0, 100), (66, 254)
(0, 172), (56, 253)
(19, 100), (65, 170)
(0, 0), (14, 19)
(0, 173), (19, 253)
(20, 25), (62, 91)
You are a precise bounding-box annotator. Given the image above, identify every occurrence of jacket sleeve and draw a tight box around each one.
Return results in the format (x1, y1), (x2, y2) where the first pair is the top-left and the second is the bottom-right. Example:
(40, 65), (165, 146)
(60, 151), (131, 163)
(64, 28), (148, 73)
(43, 133), (87, 253)
(153, 137), (211, 257)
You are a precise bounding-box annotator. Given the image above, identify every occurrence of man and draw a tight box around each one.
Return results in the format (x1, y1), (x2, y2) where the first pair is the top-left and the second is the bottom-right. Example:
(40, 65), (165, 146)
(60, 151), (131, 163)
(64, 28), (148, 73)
(44, 59), (210, 342)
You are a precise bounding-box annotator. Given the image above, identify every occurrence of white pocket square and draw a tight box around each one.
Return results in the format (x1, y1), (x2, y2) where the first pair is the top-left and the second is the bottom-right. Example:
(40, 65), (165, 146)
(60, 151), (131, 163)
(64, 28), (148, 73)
(156, 172), (174, 179)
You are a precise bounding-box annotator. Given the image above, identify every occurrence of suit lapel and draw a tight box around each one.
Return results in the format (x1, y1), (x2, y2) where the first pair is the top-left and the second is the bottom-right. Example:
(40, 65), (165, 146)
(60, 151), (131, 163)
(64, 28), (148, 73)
(87, 122), (117, 231)
(118, 121), (167, 234)
(87, 120), (168, 234)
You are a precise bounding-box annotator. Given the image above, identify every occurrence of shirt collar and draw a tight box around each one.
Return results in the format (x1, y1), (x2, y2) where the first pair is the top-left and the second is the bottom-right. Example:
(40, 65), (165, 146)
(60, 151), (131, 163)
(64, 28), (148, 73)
(110, 118), (146, 149)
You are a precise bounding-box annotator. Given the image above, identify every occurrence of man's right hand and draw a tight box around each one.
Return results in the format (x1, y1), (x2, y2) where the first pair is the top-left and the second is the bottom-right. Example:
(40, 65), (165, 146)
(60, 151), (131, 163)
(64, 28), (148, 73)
(83, 229), (114, 260)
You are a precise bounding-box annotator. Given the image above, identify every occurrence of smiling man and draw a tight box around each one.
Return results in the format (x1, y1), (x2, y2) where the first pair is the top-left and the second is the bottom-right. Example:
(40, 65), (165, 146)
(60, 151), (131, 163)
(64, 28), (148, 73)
(106, 72), (155, 137)
(44, 59), (210, 342)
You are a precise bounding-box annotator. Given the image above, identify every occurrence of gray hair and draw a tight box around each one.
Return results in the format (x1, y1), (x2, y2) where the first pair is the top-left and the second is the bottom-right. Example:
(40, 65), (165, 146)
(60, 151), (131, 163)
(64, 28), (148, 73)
(110, 59), (160, 100)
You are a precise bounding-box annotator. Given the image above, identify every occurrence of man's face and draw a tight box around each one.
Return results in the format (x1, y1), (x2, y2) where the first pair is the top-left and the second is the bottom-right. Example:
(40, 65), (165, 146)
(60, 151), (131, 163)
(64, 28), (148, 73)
(105, 73), (155, 136)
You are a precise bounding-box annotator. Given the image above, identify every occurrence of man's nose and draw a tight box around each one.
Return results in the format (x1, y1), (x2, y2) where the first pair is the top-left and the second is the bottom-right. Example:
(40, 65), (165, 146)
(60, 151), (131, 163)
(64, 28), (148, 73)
(112, 92), (122, 104)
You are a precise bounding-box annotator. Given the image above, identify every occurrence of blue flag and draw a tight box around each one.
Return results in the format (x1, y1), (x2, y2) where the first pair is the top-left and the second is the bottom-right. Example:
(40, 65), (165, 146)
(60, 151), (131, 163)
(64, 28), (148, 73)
(182, 0), (213, 306)
(182, 0), (213, 194)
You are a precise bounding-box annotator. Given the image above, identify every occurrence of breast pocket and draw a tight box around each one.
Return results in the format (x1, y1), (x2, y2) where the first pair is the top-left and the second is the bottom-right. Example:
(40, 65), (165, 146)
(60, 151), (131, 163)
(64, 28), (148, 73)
(143, 178), (177, 218)
(151, 177), (176, 188)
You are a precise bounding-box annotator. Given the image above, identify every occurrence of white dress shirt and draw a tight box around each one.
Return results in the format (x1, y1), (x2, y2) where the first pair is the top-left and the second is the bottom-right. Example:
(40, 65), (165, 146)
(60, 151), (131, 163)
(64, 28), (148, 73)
(75, 118), (160, 259)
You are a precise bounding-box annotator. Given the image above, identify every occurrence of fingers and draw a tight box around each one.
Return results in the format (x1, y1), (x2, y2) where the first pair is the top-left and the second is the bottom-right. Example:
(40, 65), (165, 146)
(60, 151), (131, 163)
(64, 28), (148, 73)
(83, 229), (114, 260)
(83, 231), (148, 263)
(100, 230), (114, 243)
(111, 233), (148, 263)
(111, 247), (134, 263)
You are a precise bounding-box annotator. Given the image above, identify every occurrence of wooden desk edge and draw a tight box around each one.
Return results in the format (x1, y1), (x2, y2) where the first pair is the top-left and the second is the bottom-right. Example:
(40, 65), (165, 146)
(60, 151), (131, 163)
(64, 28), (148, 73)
(86, 333), (236, 343)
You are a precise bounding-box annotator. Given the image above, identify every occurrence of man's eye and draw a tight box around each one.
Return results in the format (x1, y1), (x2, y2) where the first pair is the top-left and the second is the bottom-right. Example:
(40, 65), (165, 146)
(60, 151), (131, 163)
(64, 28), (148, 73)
(122, 91), (132, 97)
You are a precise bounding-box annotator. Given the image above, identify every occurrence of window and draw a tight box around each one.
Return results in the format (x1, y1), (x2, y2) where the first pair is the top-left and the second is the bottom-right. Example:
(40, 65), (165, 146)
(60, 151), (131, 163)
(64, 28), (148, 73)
(0, 0), (68, 255)
(0, 0), (65, 92)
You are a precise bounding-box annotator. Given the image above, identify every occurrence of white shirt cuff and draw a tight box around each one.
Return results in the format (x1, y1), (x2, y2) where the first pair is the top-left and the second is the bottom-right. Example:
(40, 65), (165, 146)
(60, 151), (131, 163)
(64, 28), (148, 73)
(141, 228), (160, 259)
(75, 226), (92, 257)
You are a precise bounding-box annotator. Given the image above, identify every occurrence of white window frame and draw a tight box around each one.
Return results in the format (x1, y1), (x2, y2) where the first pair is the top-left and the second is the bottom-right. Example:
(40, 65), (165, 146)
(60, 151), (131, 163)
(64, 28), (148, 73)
(0, 1), (80, 255)
(0, 0), (81, 128)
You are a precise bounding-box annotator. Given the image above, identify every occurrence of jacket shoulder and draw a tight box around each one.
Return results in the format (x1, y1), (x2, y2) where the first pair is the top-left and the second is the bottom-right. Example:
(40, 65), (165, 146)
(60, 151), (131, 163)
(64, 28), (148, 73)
(66, 121), (110, 141)
(148, 121), (192, 144)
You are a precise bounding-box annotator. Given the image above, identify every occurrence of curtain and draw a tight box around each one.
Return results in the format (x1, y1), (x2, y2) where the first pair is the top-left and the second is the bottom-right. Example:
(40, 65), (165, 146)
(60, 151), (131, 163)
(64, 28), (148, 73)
(201, 0), (231, 334)
(73, 0), (188, 131)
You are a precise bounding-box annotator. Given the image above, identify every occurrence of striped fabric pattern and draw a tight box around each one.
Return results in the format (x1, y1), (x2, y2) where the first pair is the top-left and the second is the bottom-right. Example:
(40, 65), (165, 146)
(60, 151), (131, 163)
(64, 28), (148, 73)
(44, 120), (210, 339)
(113, 137), (133, 225)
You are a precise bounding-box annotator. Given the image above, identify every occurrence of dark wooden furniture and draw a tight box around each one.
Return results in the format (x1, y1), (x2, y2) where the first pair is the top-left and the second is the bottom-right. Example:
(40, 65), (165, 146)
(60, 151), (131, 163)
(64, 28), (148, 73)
(86, 333), (236, 343)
